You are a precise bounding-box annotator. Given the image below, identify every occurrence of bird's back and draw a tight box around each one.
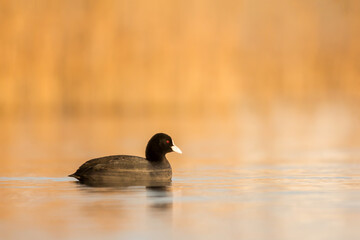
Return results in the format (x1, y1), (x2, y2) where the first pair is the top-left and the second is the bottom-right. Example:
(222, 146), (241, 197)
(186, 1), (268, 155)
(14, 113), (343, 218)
(69, 155), (172, 185)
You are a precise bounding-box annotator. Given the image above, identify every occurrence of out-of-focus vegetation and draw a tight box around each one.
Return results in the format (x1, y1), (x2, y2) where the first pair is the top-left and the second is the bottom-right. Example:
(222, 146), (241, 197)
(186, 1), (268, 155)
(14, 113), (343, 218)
(1, 0), (359, 117)
(0, 0), (360, 168)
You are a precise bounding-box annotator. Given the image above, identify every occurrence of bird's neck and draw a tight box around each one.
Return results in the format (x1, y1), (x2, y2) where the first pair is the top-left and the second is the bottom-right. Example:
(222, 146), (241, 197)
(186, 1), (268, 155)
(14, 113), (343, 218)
(145, 150), (167, 162)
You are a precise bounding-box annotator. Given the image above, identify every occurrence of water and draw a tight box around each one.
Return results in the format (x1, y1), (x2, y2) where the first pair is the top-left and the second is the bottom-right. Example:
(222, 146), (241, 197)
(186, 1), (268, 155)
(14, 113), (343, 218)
(1, 102), (360, 239)
(0, 163), (359, 240)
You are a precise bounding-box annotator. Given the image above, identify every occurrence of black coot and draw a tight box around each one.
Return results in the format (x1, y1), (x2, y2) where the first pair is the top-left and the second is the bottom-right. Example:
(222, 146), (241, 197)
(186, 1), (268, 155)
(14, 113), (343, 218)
(69, 133), (182, 186)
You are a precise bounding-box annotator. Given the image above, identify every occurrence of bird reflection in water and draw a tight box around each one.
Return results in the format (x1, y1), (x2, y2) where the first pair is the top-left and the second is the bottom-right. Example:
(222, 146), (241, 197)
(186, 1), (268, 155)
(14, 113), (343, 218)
(74, 177), (172, 188)
(71, 178), (173, 210)
(146, 186), (173, 210)
(70, 178), (173, 233)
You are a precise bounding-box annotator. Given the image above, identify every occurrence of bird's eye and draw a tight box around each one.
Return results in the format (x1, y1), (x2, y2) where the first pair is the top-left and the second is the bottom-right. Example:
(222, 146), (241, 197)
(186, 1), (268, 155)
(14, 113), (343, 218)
(166, 140), (170, 144)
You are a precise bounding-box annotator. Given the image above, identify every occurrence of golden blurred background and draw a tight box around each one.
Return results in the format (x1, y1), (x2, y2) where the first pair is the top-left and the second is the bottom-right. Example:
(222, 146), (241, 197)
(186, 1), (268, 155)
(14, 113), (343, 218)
(1, 0), (360, 175)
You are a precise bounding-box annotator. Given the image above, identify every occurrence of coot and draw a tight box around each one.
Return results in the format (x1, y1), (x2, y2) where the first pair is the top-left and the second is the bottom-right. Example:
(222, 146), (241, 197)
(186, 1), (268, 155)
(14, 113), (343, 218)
(69, 133), (182, 185)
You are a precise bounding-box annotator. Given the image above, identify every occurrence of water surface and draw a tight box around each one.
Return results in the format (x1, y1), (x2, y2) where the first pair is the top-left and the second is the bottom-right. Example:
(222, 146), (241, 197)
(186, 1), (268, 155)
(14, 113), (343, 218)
(1, 103), (360, 239)
(0, 163), (359, 240)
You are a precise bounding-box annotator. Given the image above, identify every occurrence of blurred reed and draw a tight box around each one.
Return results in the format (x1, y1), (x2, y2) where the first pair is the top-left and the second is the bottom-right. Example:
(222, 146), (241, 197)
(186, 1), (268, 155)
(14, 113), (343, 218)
(0, 0), (359, 118)
(1, 0), (360, 167)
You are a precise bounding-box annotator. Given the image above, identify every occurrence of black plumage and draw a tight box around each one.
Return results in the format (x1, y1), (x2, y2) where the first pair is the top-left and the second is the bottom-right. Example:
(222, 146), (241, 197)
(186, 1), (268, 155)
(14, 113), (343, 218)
(69, 133), (181, 186)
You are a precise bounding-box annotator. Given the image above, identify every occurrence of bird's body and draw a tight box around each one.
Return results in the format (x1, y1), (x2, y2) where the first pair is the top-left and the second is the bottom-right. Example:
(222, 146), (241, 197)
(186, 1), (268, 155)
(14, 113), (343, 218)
(69, 155), (172, 182)
(69, 133), (181, 186)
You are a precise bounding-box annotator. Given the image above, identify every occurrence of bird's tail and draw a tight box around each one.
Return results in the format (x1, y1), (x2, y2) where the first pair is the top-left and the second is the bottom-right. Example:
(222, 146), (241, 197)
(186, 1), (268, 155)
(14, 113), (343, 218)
(68, 173), (79, 179)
